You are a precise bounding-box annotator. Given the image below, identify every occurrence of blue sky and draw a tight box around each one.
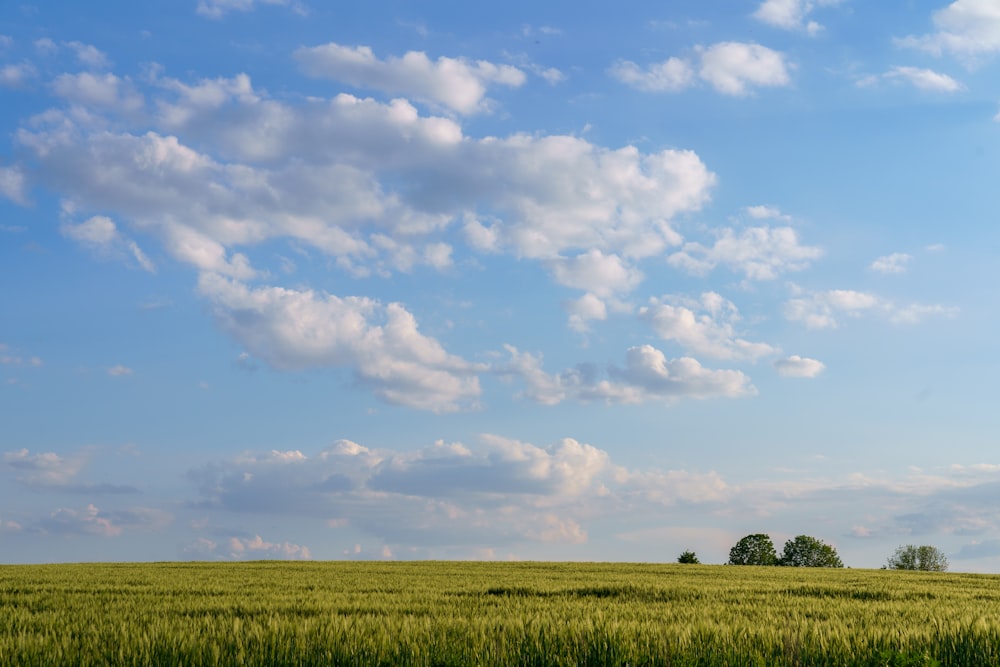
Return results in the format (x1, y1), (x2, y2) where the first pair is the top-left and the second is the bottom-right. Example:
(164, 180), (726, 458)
(3, 0), (1000, 568)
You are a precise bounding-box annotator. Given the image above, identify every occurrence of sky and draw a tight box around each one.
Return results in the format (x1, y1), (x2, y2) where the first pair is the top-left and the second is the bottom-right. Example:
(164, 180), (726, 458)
(2, 0), (1000, 569)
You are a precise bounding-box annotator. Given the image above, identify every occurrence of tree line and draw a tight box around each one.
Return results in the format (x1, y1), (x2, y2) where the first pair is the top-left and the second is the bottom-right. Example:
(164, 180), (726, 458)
(676, 534), (948, 571)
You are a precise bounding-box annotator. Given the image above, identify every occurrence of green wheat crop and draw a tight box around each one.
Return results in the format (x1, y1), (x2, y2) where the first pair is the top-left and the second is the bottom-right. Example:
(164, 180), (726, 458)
(1, 561), (999, 665)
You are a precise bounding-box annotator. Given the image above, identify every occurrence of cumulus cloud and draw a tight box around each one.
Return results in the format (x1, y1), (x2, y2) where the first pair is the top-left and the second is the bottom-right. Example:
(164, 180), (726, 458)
(611, 42), (790, 97)
(638, 292), (777, 361)
(4, 449), (85, 486)
(697, 42), (791, 96)
(0, 62), (37, 88)
(668, 225), (822, 280)
(295, 43), (525, 114)
(870, 252), (913, 274)
(499, 344), (755, 405)
(0, 165), (28, 204)
(898, 0), (1000, 61)
(227, 535), (312, 559)
(773, 355), (825, 378)
(52, 72), (144, 110)
(18, 82), (713, 278)
(197, 273), (484, 412)
(370, 435), (611, 498)
(564, 293), (608, 333)
(784, 288), (958, 328)
(3, 447), (140, 494)
(752, 0), (844, 35)
(608, 57), (694, 92)
(107, 364), (134, 377)
(548, 250), (643, 297)
(744, 204), (792, 221)
(188, 435), (732, 550)
(65, 41), (110, 70)
(29, 504), (171, 537)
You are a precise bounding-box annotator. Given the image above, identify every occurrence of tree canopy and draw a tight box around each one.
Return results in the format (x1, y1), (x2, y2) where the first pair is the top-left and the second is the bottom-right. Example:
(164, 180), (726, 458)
(728, 534), (778, 566)
(886, 545), (948, 572)
(677, 550), (700, 564)
(779, 535), (843, 568)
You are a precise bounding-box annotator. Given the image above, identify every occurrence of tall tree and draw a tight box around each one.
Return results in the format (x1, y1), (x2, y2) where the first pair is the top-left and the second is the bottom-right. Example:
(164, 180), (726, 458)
(779, 535), (844, 568)
(886, 545), (948, 572)
(677, 550), (700, 564)
(728, 534), (778, 566)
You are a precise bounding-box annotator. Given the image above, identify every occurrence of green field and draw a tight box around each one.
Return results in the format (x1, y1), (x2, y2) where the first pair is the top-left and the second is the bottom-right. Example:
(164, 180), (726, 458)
(2, 561), (1000, 666)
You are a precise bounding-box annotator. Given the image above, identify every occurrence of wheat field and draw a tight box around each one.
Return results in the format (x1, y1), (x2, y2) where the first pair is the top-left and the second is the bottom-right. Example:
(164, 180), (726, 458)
(2, 561), (999, 665)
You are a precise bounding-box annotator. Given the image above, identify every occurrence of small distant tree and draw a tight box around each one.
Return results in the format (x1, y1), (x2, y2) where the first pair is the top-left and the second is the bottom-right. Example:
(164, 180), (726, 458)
(886, 545), (948, 572)
(677, 550), (700, 564)
(728, 534), (778, 566)
(779, 535), (844, 568)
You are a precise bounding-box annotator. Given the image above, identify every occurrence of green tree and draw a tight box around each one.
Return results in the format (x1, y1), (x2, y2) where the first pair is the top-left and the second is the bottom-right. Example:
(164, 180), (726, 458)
(779, 535), (844, 568)
(728, 533), (778, 566)
(886, 545), (948, 572)
(677, 550), (700, 564)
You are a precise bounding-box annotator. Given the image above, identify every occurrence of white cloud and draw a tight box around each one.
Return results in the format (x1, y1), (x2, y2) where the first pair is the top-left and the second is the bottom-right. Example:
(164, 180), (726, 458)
(294, 43), (526, 114)
(4, 449), (84, 486)
(898, 0), (1000, 60)
(0, 165), (28, 204)
(698, 42), (791, 96)
(0, 62), (37, 87)
(669, 225), (821, 280)
(784, 289), (877, 328)
(752, 0), (843, 35)
(107, 364), (134, 376)
(0, 344), (42, 367)
(227, 535), (312, 560)
(52, 72), (144, 110)
(638, 292), (777, 361)
(549, 250), (643, 297)
(18, 504), (171, 538)
(878, 67), (964, 92)
(888, 303), (960, 325)
(60, 216), (156, 273)
(773, 355), (825, 378)
(870, 252), (913, 274)
(565, 293), (608, 333)
(532, 65), (566, 85)
(65, 41), (110, 70)
(611, 42), (791, 97)
(188, 435), (732, 550)
(18, 86), (713, 278)
(370, 435), (611, 498)
(785, 288), (958, 328)
(197, 273), (484, 412)
(62, 215), (118, 246)
(500, 344), (755, 405)
(33, 38), (57, 55)
(744, 204), (792, 221)
(44, 504), (122, 536)
(608, 57), (694, 92)
(196, 0), (304, 19)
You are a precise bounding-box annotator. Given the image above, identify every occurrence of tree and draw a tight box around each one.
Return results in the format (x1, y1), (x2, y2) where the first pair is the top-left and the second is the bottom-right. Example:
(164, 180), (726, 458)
(778, 535), (844, 568)
(728, 533), (778, 566)
(886, 545), (948, 572)
(677, 550), (700, 564)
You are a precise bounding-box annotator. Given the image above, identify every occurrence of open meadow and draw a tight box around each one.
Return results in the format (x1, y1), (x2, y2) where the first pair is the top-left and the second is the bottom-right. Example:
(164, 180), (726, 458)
(2, 561), (1000, 666)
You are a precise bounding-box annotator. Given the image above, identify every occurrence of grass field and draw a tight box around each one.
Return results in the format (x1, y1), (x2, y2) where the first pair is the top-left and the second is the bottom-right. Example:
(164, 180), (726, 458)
(2, 560), (1000, 666)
